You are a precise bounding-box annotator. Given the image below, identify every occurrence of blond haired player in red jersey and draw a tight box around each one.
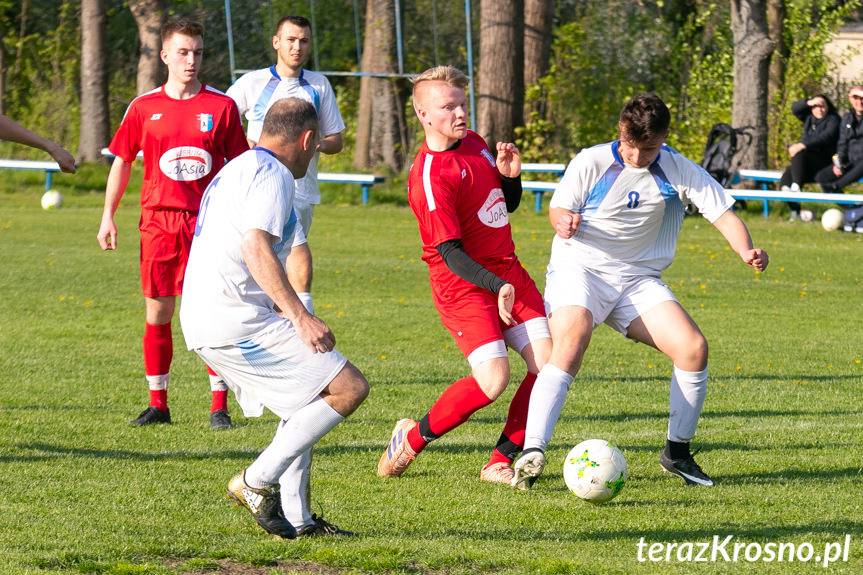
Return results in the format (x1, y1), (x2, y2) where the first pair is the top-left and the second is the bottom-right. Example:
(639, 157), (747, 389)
(377, 66), (552, 484)
(97, 17), (248, 428)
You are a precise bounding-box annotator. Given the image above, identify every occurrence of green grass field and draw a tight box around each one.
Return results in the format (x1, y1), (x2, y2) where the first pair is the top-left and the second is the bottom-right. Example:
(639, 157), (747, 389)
(1, 184), (862, 574)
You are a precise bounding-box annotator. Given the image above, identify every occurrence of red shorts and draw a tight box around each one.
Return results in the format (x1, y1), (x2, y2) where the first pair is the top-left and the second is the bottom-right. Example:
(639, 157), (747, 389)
(430, 255), (546, 357)
(139, 208), (197, 298)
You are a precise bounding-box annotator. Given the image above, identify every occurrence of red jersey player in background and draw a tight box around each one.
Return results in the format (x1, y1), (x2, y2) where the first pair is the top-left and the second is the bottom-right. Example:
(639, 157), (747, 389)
(377, 66), (552, 484)
(96, 17), (248, 428)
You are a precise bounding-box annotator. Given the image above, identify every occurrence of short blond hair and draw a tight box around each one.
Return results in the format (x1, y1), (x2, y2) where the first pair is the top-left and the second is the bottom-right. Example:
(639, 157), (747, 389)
(411, 66), (469, 91)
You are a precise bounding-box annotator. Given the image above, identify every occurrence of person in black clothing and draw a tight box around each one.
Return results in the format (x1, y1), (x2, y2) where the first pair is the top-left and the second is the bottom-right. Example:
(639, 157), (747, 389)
(815, 85), (863, 196)
(779, 94), (839, 220)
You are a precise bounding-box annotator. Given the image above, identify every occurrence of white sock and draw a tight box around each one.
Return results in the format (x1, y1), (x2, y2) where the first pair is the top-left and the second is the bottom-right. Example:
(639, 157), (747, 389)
(146, 374), (169, 390)
(297, 292), (314, 314)
(523, 364), (574, 452)
(208, 373), (228, 392)
(790, 182), (800, 192)
(244, 397), (343, 488)
(667, 365), (708, 442)
(280, 448), (313, 528)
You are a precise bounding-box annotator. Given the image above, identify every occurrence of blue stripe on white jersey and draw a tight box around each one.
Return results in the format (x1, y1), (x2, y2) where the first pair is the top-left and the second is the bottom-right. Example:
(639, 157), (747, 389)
(250, 67), (282, 124)
(298, 70), (320, 113)
(650, 156), (685, 264)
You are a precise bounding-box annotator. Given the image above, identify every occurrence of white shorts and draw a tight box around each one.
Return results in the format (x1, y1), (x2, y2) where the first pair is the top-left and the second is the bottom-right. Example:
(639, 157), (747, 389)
(192, 320), (347, 421)
(290, 199), (314, 248)
(544, 261), (676, 335)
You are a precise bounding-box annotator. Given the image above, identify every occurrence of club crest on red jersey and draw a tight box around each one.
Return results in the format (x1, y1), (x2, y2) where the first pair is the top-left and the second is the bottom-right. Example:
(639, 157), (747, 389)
(159, 146), (213, 182)
(199, 113), (213, 132)
(478, 188), (508, 228)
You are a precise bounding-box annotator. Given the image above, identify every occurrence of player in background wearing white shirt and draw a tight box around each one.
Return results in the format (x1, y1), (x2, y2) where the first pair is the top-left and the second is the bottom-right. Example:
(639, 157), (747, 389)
(180, 98), (368, 538)
(511, 94), (769, 490)
(227, 14), (345, 316)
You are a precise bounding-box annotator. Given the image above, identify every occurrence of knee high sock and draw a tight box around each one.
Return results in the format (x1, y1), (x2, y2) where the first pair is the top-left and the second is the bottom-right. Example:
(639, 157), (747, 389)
(522, 364), (574, 453)
(406, 376), (492, 453)
(667, 365), (708, 443)
(244, 397), (343, 488)
(279, 448), (313, 528)
(488, 372), (537, 465)
(206, 364), (229, 412)
(143, 322), (172, 410)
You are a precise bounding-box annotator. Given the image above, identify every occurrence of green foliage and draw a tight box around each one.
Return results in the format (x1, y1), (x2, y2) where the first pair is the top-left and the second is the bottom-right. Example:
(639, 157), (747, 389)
(2, 186), (863, 574)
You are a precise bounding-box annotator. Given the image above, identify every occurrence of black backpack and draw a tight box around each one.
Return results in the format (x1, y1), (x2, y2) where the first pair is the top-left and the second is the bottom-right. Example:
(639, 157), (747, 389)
(700, 123), (753, 186)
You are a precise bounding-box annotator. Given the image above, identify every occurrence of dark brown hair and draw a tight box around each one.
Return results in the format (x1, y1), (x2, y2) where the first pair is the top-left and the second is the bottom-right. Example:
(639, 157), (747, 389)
(619, 94), (671, 142)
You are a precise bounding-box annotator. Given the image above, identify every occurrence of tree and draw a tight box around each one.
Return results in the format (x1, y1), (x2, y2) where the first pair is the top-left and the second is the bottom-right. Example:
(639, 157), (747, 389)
(523, 0), (552, 122)
(730, 0), (775, 169)
(477, 0), (524, 147)
(353, 0), (408, 172)
(129, 0), (167, 94)
(78, 0), (110, 162)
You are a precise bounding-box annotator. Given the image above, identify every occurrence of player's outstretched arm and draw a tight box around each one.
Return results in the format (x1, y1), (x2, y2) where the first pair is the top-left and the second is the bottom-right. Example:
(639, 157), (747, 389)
(0, 115), (76, 173)
(496, 142), (521, 178)
(711, 209), (769, 272)
(242, 228), (335, 354)
(97, 157), (133, 251)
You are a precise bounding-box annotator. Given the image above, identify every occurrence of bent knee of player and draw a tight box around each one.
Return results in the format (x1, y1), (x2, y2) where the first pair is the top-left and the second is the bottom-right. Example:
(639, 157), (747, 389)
(672, 333), (708, 371)
(321, 362), (369, 416)
(471, 356), (510, 401)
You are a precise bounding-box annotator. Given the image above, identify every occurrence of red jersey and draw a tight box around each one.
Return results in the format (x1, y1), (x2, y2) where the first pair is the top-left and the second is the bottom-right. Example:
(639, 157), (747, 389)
(408, 131), (516, 272)
(108, 84), (248, 211)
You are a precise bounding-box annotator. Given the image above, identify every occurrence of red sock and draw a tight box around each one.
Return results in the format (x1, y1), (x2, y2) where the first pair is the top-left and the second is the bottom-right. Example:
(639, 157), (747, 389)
(211, 390), (228, 412)
(406, 376), (492, 453)
(143, 322), (173, 375)
(488, 372), (537, 465)
(149, 389), (168, 411)
(144, 323), (172, 411)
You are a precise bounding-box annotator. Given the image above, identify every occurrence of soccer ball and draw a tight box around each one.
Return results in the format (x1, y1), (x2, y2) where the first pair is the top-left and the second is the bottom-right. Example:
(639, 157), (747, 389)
(821, 208), (844, 231)
(41, 190), (63, 210)
(563, 439), (628, 503)
(800, 209), (814, 222)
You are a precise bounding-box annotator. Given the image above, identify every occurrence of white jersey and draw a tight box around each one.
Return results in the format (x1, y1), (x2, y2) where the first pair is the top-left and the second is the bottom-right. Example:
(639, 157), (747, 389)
(180, 148), (298, 349)
(549, 141), (734, 277)
(227, 66), (345, 204)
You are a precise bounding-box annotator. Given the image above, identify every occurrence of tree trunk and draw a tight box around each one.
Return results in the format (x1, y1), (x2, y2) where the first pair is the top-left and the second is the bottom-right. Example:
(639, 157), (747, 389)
(78, 0), (110, 163)
(731, 0), (775, 170)
(129, 0), (167, 95)
(766, 0), (786, 168)
(353, 0), (407, 172)
(477, 0), (524, 148)
(523, 0), (552, 122)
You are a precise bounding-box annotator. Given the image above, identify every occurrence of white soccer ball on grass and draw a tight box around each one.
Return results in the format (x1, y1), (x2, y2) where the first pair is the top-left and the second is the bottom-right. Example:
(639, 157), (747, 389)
(41, 190), (63, 210)
(821, 208), (844, 231)
(562, 439), (628, 503)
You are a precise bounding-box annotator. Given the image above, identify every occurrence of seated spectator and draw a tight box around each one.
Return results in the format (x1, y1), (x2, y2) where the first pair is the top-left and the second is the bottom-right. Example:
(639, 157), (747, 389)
(815, 85), (863, 196)
(779, 95), (839, 221)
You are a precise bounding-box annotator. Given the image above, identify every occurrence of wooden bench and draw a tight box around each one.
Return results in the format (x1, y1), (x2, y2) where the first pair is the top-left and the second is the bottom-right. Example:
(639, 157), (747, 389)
(100, 148), (386, 204)
(0, 159), (63, 191)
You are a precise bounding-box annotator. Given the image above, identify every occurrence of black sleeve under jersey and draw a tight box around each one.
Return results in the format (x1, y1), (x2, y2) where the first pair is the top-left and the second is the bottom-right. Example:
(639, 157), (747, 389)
(501, 175), (522, 212)
(436, 239), (507, 294)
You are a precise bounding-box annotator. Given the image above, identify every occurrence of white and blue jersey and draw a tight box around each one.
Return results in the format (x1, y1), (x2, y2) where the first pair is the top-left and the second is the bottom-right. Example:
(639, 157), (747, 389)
(180, 148), (297, 349)
(549, 141), (735, 277)
(227, 67), (344, 204)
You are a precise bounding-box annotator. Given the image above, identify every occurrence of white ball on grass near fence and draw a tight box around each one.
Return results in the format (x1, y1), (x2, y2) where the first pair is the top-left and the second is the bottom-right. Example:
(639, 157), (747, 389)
(821, 208), (844, 231)
(41, 190), (63, 210)
(800, 209), (813, 222)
